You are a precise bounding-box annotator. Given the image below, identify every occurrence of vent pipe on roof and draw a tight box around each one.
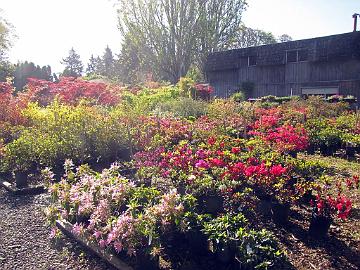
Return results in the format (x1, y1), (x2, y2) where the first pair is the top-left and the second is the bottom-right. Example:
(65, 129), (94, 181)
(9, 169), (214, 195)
(353, 13), (360, 32)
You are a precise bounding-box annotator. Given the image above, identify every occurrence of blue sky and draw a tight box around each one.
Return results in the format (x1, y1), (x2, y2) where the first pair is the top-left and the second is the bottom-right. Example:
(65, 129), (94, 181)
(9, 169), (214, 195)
(244, 0), (359, 39)
(1, 0), (359, 74)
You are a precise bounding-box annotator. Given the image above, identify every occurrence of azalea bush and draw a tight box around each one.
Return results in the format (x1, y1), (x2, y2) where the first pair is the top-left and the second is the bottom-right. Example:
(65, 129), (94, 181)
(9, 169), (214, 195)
(310, 175), (358, 220)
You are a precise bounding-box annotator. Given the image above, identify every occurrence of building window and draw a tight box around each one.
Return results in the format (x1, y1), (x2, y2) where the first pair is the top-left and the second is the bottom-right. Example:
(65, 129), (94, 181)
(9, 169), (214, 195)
(286, 49), (309, 63)
(298, 49), (308, 61)
(248, 55), (257, 66)
(286, 50), (297, 63)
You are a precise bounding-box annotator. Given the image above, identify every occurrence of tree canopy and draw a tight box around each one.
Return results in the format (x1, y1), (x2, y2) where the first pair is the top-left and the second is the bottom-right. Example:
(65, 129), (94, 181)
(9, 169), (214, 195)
(117, 0), (247, 83)
(0, 11), (14, 61)
(231, 25), (277, 48)
(0, 10), (15, 81)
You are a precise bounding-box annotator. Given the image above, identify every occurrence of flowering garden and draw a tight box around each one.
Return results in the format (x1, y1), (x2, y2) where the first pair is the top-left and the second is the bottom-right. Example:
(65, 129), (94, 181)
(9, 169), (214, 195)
(0, 77), (359, 269)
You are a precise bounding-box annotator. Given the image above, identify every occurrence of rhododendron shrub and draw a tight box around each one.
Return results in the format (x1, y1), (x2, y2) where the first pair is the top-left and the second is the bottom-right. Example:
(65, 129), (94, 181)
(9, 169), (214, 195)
(311, 193), (352, 220)
(309, 175), (357, 220)
(193, 83), (214, 100)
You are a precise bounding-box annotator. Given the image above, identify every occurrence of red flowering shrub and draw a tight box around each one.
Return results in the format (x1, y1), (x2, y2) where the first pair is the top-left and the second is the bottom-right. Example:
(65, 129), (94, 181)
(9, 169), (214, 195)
(20, 77), (121, 106)
(263, 125), (309, 152)
(193, 83), (214, 101)
(249, 106), (309, 154)
(311, 194), (352, 220)
(0, 82), (27, 142)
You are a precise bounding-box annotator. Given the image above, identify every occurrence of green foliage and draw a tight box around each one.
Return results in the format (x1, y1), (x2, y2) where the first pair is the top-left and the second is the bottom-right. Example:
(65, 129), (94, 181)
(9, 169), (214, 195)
(2, 130), (35, 171)
(2, 101), (128, 172)
(0, 60), (14, 82)
(185, 66), (204, 83)
(121, 86), (181, 114)
(240, 81), (255, 98)
(236, 229), (284, 270)
(231, 91), (246, 102)
(177, 77), (196, 98)
(156, 97), (208, 118)
(202, 213), (247, 245)
(202, 213), (283, 269)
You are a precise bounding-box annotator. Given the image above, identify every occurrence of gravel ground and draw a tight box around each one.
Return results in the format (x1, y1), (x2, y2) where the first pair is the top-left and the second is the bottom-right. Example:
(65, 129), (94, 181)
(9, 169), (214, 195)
(0, 189), (114, 270)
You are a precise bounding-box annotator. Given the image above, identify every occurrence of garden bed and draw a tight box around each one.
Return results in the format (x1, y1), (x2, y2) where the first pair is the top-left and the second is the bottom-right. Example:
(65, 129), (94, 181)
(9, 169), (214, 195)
(1, 79), (359, 270)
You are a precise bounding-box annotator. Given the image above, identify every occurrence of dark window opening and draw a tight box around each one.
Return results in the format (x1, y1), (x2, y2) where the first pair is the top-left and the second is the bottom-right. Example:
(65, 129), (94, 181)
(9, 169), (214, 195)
(248, 55), (257, 66)
(298, 49), (308, 61)
(286, 50), (297, 63)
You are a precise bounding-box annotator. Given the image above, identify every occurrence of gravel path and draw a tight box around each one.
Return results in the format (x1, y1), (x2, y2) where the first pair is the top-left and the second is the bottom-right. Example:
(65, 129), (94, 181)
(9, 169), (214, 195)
(0, 189), (114, 270)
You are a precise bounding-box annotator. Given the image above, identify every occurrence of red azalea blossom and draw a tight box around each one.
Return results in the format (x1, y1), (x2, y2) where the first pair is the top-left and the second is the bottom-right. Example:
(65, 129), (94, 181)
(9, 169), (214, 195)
(210, 158), (225, 167)
(208, 136), (216, 145)
(269, 164), (287, 177)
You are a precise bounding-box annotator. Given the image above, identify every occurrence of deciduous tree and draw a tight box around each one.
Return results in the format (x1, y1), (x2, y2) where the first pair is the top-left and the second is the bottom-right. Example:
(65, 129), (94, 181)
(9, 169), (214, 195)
(117, 0), (247, 83)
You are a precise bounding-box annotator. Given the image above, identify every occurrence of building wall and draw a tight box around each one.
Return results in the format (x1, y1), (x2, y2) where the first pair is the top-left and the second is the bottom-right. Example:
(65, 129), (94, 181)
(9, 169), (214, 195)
(206, 32), (360, 103)
(207, 58), (360, 101)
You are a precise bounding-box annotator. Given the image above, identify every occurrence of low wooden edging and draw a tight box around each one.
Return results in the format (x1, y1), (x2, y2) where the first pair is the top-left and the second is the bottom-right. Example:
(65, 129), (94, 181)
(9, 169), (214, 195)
(0, 180), (45, 195)
(56, 220), (133, 270)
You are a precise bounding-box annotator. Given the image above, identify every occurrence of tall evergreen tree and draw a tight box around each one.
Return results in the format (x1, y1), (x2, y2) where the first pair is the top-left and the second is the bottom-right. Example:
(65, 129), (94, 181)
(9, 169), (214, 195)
(86, 54), (98, 75)
(94, 56), (105, 76)
(61, 48), (83, 77)
(102, 46), (115, 78)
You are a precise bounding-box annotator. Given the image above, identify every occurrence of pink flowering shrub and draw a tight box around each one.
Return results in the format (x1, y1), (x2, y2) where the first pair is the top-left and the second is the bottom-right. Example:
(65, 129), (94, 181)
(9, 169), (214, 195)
(193, 83), (214, 101)
(45, 162), (189, 257)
